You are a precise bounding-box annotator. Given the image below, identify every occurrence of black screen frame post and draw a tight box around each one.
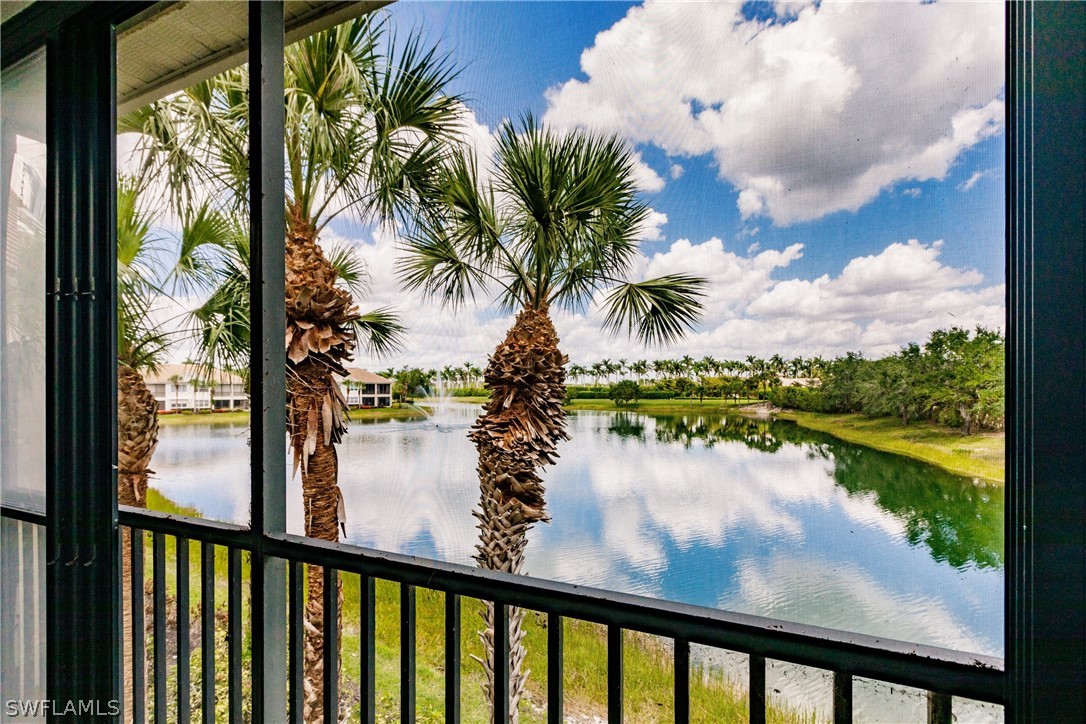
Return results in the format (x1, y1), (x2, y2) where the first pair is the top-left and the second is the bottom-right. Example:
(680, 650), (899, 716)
(248, 1), (289, 719)
(37, 0), (154, 711)
(1006, 3), (1086, 721)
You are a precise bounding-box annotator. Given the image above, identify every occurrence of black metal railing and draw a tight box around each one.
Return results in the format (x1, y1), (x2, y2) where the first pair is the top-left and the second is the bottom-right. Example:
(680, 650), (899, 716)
(112, 504), (1004, 723)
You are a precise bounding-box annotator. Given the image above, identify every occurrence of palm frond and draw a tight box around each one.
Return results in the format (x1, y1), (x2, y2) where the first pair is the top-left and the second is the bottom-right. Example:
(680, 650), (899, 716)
(352, 307), (406, 357)
(397, 226), (490, 308)
(600, 274), (707, 346)
(172, 202), (232, 295)
(324, 239), (371, 298)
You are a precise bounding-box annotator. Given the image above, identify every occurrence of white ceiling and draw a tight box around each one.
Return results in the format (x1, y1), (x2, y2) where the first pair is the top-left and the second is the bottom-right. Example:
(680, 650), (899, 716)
(114, 1), (390, 114)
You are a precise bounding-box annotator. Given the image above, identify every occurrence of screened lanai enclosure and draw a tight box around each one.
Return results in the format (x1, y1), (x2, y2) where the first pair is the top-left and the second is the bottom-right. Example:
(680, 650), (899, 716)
(1, 1), (1083, 723)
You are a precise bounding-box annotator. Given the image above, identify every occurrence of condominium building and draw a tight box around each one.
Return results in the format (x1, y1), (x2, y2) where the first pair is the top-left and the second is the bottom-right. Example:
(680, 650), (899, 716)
(144, 363), (249, 412)
(341, 368), (393, 408)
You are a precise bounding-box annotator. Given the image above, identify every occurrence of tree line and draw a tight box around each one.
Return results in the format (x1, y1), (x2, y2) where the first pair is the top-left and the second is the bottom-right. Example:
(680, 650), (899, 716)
(375, 327), (1005, 435)
(774, 327), (1004, 434)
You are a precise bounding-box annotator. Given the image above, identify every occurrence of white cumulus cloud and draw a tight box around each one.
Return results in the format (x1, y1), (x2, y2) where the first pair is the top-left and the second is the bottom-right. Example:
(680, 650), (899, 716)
(544, 0), (1004, 225)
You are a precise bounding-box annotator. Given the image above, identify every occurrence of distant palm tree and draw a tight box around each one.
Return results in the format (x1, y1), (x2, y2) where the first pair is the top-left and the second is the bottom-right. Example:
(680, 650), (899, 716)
(400, 116), (704, 719)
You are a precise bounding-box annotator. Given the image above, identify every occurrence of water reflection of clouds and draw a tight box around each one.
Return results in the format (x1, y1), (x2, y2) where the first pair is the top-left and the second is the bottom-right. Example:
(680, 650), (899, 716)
(721, 555), (997, 656)
(152, 405), (1002, 656)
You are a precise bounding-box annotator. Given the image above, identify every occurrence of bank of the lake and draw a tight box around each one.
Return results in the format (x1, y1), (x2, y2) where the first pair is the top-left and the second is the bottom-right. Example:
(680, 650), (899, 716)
(774, 410), (1004, 484)
(155, 397), (1004, 483)
(157, 405), (428, 426)
(560, 398), (1002, 483)
(143, 489), (810, 723)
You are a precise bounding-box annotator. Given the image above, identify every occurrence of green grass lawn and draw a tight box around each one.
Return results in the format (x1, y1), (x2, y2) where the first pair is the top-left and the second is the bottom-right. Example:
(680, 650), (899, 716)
(346, 405), (429, 423)
(158, 405), (431, 426)
(156, 410), (251, 426)
(141, 491), (811, 723)
(776, 410), (1004, 483)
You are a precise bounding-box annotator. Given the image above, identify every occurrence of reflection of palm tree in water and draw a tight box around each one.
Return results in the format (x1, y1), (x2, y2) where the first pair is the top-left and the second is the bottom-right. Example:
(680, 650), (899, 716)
(607, 411), (646, 441)
(651, 413), (784, 453)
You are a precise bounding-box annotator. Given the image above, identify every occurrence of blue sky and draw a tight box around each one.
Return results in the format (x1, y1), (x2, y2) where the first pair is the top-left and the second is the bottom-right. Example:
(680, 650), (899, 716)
(135, 1), (1006, 369)
(335, 1), (1007, 369)
(386, 1), (1002, 281)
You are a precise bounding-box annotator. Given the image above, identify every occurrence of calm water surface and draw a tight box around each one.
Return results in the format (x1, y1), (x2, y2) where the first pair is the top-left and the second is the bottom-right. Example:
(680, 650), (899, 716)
(153, 403), (1004, 720)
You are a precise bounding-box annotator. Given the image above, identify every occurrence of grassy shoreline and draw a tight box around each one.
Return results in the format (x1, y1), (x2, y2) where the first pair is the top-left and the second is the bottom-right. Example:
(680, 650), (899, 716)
(774, 410), (1004, 483)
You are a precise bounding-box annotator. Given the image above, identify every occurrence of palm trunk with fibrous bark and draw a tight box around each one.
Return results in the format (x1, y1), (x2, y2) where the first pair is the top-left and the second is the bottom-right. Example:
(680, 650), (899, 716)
(284, 208), (356, 723)
(117, 363), (158, 723)
(469, 306), (569, 723)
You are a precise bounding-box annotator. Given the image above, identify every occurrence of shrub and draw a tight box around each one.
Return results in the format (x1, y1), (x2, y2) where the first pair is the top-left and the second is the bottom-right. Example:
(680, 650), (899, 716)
(609, 380), (641, 406)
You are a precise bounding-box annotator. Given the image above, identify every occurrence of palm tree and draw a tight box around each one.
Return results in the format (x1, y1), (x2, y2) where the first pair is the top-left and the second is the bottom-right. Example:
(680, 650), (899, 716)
(117, 177), (227, 720)
(400, 116), (705, 720)
(127, 17), (461, 721)
(590, 361), (606, 387)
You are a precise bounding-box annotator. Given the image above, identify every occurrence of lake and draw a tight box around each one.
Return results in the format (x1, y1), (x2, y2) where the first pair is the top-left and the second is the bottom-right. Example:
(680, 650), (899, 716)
(152, 403), (1004, 720)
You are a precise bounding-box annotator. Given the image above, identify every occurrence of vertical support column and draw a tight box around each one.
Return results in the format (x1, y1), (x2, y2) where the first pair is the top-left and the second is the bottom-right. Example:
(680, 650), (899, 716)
(1006, 3), (1086, 722)
(607, 625), (623, 723)
(445, 592), (461, 722)
(548, 614), (564, 724)
(400, 583), (417, 723)
(248, 2), (288, 721)
(45, 8), (121, 708)
(926, 691), (952, 724)
(492, 602), (509, 723)
(360, 575), (376, 723)
(832, 672), (852, 724)
(673, 638), (689, 724)
(748, 653), (765, 724)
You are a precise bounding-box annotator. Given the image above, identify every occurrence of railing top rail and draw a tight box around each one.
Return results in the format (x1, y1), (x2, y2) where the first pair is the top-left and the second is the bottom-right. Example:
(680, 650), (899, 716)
(0, 503), (48, 527)
(119, 504), (251, 549)
(115, 504), (1004, 704)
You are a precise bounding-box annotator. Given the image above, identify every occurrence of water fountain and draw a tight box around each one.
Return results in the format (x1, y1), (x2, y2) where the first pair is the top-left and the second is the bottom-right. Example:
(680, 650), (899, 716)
(402, 371), (476, 430)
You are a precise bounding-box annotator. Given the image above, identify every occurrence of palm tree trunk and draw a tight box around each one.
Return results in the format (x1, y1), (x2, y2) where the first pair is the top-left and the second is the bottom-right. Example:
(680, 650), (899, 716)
(469, 306), (569, 723)
(284, 216), (356, 724)
(292, 358), (346, 723)
(117, 362), (158, 723)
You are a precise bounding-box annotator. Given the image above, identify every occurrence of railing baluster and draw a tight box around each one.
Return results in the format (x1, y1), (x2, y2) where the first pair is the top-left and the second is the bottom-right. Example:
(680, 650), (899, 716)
(927, 691), (952, 724)
(674, 638), (689, 724)
(104, 506), (1007, 720)
(153, 532), (166, 723)
(228, 548), (242, 724)
(493, 601), (509, 723)
(833, 671), (853, 723)
(176, 538), (191, 724)
(445, 592), (460, 722)
(608, 625), (624, 723)
(323, 567), (339, 724)
(360, 575), (376, 724)
(200, 542), (215, 724)
(131, 529), (146, 724)
(289, 561), (303, 722)
(547, 614), (563, 724)
(749, 654), (766, 724)
(400, 583), (416, 723)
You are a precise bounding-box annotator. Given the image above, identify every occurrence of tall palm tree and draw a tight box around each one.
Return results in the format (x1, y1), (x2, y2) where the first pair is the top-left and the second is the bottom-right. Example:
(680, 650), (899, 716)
(116, 177), (227, 721)
(126, 16), (461, 721)
(400, 116), (705, 720)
